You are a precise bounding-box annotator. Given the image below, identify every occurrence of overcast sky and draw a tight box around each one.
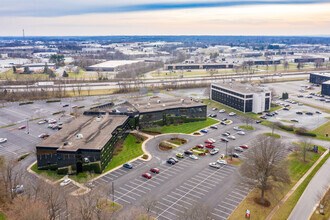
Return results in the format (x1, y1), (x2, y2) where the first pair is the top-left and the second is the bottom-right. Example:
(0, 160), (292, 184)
(0, 0), (329, 36)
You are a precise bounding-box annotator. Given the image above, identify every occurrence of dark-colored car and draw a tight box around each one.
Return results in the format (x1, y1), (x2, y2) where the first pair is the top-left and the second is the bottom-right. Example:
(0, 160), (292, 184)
(221, 137), (229, 142)
(283, 108), (290, 111)
(150, 168), (159, 174)
(123, 163), (133, 169)
(306, 112), (313, 115)
(167, 159), (176, 165)
(296, 112), (303, 115)
(256, 120), (262, 124)
(229, 153), (239, 158)
(220, 121), (227, 125)
(62, 104), (69, 107)
(221, 118), (227, 121)
(184, 150), (193, 155)
(260, 116), (267, 119)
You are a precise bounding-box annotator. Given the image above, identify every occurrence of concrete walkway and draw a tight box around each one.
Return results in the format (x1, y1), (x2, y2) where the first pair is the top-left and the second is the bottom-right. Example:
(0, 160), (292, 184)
(265, 149), (329, 220)
(289, 155), (330, 220)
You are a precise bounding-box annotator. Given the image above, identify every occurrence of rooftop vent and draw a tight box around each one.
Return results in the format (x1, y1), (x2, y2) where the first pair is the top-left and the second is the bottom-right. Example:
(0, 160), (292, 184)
(181, 99), (184, 103)
(162, 104), (166, 107)
(96, 117), (101, 122)
(76, 134), (83, 139)
(157, 100), (161, 103)
(147, 103), (150, 106)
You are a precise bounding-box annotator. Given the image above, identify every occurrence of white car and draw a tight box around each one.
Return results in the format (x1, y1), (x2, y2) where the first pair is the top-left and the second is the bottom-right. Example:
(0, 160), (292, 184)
(60, 178), (72, 186)
(217, 159), (227, 165)
(233, 126), (242, 131)
(38, 120), (47, 125)
(210, 148), (219, 155)
(235, 147), (244, 152)
(189, 155), (199, 160)
(0, 138), (7, 144)
(228, 135), (236, 140)
(12, 185), (24, 194)
(208, 138), (216, 143)
(229, 112), (236, 116)
(219, 109), (226, 113)
(209, 162), (221, 169)
(237, 131), (245, 135)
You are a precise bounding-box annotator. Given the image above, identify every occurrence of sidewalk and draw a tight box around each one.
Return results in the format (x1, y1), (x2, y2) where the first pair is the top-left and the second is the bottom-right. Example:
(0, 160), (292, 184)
(265, 149), (329, 220)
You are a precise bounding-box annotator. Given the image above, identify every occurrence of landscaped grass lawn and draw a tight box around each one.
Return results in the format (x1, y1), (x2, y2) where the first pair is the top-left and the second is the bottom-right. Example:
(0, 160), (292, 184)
(31, 163), (63, 181)
(310, 187), (330, 220)
(239, 125), (255, 130)
(228, 145), (326, 220)
(313, 121), (330, 136)
(143, 117), (218, 134)
(263, 132), (281, 138)
(103, 134), (144, 173)
(0, 211), (6, 220)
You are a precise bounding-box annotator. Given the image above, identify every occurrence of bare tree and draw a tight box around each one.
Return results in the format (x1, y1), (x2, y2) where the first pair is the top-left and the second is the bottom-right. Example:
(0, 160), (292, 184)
(43, 184), (63, 220)
(300, 139), (311, 162)
(238, 135), (291, 205)
(177, 201), (212, 220)
(8, 196), (48, 220)
(140, 197), (158, 220)
(242, 117), (253, 127)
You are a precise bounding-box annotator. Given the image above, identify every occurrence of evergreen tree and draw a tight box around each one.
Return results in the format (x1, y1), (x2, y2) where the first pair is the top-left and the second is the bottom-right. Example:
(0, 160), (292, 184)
(62, 71), (69, 77)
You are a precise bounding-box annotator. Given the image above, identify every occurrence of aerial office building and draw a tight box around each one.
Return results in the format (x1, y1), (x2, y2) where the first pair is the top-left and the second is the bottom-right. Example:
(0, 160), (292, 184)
(211, 83), (271, 113)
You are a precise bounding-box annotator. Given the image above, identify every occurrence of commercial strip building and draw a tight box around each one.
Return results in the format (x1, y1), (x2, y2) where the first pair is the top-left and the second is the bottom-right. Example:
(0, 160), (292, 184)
(86, 60), (142, 71)
(36, 114), (130, 174)
(210, 83), (271, 113)
(310, 73), (330, 96)
(164, 63), (234, 70)
(36, 98), (206, 174)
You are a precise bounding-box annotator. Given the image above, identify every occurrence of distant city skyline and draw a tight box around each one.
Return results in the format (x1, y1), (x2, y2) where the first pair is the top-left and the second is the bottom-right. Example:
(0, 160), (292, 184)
(0, 0), (329, 36)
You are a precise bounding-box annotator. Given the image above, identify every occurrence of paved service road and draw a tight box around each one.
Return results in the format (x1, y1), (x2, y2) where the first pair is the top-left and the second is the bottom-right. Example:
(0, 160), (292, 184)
(288, 156), (330, 220)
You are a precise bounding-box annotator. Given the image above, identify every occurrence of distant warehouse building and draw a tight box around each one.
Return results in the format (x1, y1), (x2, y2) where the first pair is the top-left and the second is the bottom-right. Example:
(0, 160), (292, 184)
(36, 115), (130, 174)
(165, 63), (234, 70)
(310, 73), (330, 96)
(86, 60), (143, 71)
(294, 58), (325, 63)
(211, 83), (271, 113)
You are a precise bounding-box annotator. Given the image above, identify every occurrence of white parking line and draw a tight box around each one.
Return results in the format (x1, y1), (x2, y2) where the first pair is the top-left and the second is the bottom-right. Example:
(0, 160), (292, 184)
(221, 201), (237, 208)
(225, 197), (240, 204)
(227, 194), (242, 202)
(123, 185), (146, 194)
(201, 181), (216, 188)
(167, 195), (192, 206)
(212, 212), (227, 220)
(182, 182), (195, 188)
(230, 191), (245, 198)
(116, 197), (131, 204)
(234, 188), (248, 194)
(214, 208), (232, 215)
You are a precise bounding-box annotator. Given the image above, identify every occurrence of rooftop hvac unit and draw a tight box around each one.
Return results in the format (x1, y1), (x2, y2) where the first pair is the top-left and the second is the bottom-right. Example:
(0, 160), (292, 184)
(96, 117), (101, 122)
(162, 104), (166, 107)
(157, 100), (161, 103)
(181, 99), (184, 103)
(147, 103), (150, 106)
(76, 134), (83, 139)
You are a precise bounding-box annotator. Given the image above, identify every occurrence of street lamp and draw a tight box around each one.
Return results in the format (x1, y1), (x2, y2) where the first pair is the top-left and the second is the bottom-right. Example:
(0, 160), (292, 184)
(225, 141), (228, 157)
(26, 118), (29, 134)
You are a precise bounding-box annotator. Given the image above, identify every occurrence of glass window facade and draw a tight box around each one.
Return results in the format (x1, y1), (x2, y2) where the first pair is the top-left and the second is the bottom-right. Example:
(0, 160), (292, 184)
(211, 89), (245, 112)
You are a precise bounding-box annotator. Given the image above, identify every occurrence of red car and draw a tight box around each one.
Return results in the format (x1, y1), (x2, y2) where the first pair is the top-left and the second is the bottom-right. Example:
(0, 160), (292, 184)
(240, 144), (248, 149)
(205, 144), (215, 149)
(204, 140), (213, 144)
(72, 105), (78, 108)
(196, 144), (204, 148)
(142, 173), (152, 179)
(150, 168), (159, 174)
(18, 126), (26, 130)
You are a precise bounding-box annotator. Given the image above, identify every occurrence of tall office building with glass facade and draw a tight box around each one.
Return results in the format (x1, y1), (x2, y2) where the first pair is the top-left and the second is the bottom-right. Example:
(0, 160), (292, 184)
(211, 83), (271, 113)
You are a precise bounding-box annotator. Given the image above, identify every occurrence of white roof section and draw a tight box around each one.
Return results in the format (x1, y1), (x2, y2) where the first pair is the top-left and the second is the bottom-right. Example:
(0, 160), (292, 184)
(89, 60), (141, 68)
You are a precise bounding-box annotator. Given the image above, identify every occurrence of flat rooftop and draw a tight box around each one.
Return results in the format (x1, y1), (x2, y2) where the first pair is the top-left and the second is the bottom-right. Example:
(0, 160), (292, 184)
(88, 60), (141, 68)
(212, 82), (270, 94)
(311, 72), (330, 77)
(36, 114), (128, 152)
(131, 98), (206, 113)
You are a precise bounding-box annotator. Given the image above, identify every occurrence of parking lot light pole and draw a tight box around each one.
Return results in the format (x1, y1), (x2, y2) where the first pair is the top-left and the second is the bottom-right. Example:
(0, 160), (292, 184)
(26, 118), (29, 134)
(225, 142), (228, 157)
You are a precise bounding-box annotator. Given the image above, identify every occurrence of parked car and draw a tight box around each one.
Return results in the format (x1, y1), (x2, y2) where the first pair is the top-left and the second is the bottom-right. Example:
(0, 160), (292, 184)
(38, 133), (49, 138)
(229, 112), (236, 116)
(184, 150), (193, 155)
(221, 118), (228, 121)
(233, 126), (242, 131)
(228, 135), (236, 140)
(220, 121), (227, 125)
(150, 168), (159, 174)
(208, 138), (216, 143)
(229, 153), (239, 158)
(12, 185), (24, 194)
(315, 111), (322, 114)
(48, 120), (57, 124)
(256, 120), (262, 124)
(210, 148), (219, 155)
(283, 108), (290, 111)
(200, 129), (208, 133)
(196, 144), (204, 148)
(237, 131), (245, 135)
(123, 163), (133, 169)
(205, 144), (215, 149)
(217, 159), (227, 165)
(212, 108), (218, 111)
(18, 125), (26, 130)
(235, 147), (244, 152)
(176, 153), (184, 158)
(296, 111), (303, 115)
(209, 162), (221, 169)
(210, 114), (217, 118)
(219, 109), (226, 113)
(169, 157), (179, 163)
(220, 137), (229, 142)
(72, 105), (78, 108)
(38, 120), (47, 125)
(62, 104), (69, 107)
(210, 125), (218, 129)
(142, 173), (152, 179)
(189, 155), (198, 160)
(305, 112), (313, 115)
(240, 144), (248, 149)
(222, 132), (229, 136)
(260, 116), (267, 119)
(167, 159), (176, 165)
(291, 119), (299, 122)
(60, 179), (72, 186)
(0, 138), (7, 143)
(85, 182), (95, 188)
(204, 140), (213, 144)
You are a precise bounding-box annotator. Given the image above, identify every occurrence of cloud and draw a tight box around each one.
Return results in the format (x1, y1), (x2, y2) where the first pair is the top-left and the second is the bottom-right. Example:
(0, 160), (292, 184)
(0, 0), (329, 17)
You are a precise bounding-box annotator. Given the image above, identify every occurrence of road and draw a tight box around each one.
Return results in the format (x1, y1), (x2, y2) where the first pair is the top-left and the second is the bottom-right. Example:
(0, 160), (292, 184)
(288, 157), (330, 220)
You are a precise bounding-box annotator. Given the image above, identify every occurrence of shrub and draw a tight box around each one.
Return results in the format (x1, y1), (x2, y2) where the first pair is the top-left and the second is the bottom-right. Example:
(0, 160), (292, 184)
(57, 168), (68, 174)
(19, 101), (34, 105)
(46, 100), (61, 103)
(295, 128), (316, 137)
(142, 154), (149, 159)
(18, 153), (30, 161)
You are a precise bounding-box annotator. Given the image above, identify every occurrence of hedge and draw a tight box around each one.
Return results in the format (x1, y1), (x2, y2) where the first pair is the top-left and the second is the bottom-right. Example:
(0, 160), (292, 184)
(19, 101), (34, 105)
(57, 168), (68, 174)
(295, 130), (317, 137)
(46, 100), (61, 103)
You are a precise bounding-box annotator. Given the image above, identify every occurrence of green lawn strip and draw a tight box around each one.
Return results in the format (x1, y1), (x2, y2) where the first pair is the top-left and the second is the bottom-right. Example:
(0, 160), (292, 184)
(239, 125), (255, 130)
(73, 98), (85, 101)
(52, 110), (65, 115)
(143, 118), (218, 134)
(310, 188), (330, 220)
(30, 163), (64, 181)
(18, 153), (30, 161)
(0, 123), (17, 128)
(19, 101), (34, 105)
(0, 106), (7, 108)
(229, 145), (325, 220)
(97, 198), (122, 212)
(0, 211), (6, 220)
(103, 134), (144, 173)
(263, 132), (281, 138)
(29, 117), (41, 121)
(167, 139), (183, 145)
(272, 153), (330, 220)
(312, 121), (330, 136)
(269, 104), (282, 112)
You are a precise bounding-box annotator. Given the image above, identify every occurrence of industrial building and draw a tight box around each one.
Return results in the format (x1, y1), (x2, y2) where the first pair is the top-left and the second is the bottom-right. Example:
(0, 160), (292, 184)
(86, 60), (142, 71)
(211, 83), (271, 113)
(36, 114), (130, 174)
(310, 73), (330, 96)
(165, 63), (234, 70)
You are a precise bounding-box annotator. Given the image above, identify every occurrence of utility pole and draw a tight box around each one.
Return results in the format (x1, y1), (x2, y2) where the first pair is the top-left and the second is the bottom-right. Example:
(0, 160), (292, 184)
(26, 118), (29, 134)
(112, 181), (115, 207)
(225, 141), (228, 157)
